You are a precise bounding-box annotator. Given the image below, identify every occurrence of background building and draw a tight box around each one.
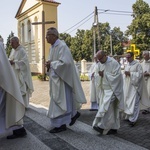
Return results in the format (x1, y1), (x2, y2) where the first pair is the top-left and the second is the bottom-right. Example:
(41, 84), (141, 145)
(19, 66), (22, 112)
(15, 0), (60, 74)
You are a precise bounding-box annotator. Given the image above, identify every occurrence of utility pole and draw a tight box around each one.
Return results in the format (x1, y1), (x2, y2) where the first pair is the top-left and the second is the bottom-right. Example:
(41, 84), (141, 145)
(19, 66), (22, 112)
(32, 10), (55, 81)
(110, 34), (113, 56)
(93, 6), (100, 60)
(95, 7), (101, 50)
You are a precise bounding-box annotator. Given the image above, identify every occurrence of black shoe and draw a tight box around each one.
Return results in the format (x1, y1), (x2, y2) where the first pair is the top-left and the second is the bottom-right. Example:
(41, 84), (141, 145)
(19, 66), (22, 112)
(124, 119), (130, 122)
(142, 110), (150, 115)
(107, 129), (117, 135)
(129, 121), (136, 127)
(93, 126), (104, 134)
(7, 127), (27, 139)
(69, 112), (80, 126)
(89, 109), (98, 111)
(49, 124), (67, 133)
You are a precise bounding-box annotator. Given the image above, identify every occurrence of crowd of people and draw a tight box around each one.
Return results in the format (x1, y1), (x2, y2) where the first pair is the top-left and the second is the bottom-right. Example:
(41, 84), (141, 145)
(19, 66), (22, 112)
(0, 27), (150, 140)
(89, 50), (150, 135)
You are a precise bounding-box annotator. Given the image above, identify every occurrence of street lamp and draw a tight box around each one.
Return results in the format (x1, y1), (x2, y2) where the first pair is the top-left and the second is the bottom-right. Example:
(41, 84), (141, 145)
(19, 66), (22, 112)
(109, 30), (113, 56)
(110, 33), (113, 56)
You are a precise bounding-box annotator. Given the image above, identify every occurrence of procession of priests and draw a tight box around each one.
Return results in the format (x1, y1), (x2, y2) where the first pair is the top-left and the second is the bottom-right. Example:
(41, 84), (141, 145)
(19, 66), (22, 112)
(88, 55), (100, 111)
(0, 27), (150, 140)
(0, 37), (26, 139)
(92, 50), (150, 135)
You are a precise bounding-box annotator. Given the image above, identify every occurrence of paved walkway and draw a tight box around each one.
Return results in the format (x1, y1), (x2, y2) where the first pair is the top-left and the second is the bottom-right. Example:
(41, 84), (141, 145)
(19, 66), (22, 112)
(1, 79), (150, 150)
(30, 80), (150, 150)
(30, 80), (91, 109)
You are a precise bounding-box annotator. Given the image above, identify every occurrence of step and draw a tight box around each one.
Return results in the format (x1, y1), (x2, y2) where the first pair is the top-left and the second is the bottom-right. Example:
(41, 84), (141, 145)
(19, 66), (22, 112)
(0, 127), (52, 150)
(24, 104), (147, 150)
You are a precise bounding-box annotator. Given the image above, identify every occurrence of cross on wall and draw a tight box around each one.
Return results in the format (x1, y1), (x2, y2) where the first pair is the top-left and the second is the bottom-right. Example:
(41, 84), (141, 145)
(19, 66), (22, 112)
(32, 10), (55, 80)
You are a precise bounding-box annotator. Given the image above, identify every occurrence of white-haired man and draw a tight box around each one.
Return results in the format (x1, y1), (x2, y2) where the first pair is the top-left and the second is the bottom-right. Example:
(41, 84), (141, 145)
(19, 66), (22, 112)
(88, 55), (100, 111)
(9, 37), (34, 108)
(141, 51), (150, 114)
(92, 50), (124, 135)
(0, 37), (26, 139)
(45, 27), (86, 133)
(123, 52), (150, 127)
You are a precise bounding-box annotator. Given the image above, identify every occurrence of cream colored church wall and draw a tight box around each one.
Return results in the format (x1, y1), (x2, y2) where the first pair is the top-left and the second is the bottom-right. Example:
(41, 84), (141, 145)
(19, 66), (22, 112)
(18, 10), (43, 73)
(17, 1), (59, 74)
(42, 3), (58, 60)
(22, 1), (38, 13)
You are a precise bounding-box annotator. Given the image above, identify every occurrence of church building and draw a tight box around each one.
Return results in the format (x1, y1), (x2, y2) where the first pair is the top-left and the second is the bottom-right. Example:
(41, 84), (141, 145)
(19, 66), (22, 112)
(15, 0), (60, 74)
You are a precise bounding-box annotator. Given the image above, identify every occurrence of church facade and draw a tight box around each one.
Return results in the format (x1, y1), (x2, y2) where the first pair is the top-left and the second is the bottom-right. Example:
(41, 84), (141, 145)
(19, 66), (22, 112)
(15, 0), (60, 74)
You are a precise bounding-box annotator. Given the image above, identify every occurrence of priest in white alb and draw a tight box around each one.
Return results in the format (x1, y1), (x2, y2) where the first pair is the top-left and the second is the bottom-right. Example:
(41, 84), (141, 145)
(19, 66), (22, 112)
(0, 37), (26, 139)
(92, 50), (124, 135)
(141, 51), (150, 114)
(88, 55), (100, 111)
(123, 52), (150, 127)
(9, 36), (34, 108)
(45, 27), (87, 133)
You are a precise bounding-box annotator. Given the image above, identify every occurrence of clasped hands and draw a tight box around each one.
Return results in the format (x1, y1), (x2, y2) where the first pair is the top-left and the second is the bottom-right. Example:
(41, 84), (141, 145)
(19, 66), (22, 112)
(124, 71), (130, 76)
(9, 60), (15, 65)
(91, 72), (95, 80)
(99, 70), (104, 77)
(144, 71), (149, 77)
(45, 60), (51, 72)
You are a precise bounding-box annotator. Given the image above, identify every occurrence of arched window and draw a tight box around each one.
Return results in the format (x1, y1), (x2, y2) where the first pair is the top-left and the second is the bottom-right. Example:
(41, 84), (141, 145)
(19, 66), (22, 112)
(34, 17), (38, 44)
(21, 23), (25, 44)
(27, 20), (31, 62)
(27, 20), (31, 43)
(34, 17), (39, 63)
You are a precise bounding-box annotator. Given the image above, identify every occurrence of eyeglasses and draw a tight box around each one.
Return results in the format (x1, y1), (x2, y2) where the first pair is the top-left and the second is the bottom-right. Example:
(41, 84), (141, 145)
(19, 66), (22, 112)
(99, 55), (105, 61)
(126, 56), (132, 59)
(46, 34), (54, 38)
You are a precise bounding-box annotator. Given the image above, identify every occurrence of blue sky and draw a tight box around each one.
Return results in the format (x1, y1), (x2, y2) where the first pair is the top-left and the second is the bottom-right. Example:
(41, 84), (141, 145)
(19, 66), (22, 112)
(0, 0), (150, 43)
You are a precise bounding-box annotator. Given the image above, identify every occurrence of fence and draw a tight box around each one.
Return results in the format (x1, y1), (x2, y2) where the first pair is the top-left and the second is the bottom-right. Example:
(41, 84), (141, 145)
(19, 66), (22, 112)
(75, 59), (93, 75)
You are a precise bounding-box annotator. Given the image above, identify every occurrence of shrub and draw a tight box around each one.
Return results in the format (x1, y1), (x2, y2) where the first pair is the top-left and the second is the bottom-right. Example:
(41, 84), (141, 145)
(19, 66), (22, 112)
(80, 74), (90, 81)
(37, 74), (49, 81)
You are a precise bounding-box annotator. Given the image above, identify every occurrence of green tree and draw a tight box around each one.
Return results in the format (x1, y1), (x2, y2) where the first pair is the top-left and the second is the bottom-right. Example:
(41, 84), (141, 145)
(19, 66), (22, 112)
(111, 27), (127, 55)
(98, 22), (111, 51)
(126, 0), (150, 51)
(59, 33), (72, 48)
(5, 31), (14, 56)
(60, 23), (128, 61)
(97, 23), (127, 55)
(81, 30), (93, 61)
(70, 29), (85, 61)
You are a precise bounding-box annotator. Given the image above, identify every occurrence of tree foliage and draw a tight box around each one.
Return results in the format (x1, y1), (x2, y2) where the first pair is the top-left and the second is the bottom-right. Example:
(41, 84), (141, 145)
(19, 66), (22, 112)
(5, 31), (14, 57)
(81, 30), (93, 61)
(126, 0), (150, 51)
(98, 23), (128, 55)
(70, 29), (85, 61)
(62, 23), (127, 61)
(59, 33), (72, 48)
(2, 1), (150, 62)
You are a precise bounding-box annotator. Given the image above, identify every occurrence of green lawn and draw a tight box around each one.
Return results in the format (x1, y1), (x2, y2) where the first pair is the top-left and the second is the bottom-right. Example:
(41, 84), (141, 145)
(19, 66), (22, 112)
(32, 75), (38, 80)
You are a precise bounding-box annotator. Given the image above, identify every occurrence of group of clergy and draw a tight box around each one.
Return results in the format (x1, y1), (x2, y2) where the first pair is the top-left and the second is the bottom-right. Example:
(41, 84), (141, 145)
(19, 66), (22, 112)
(0, 36), (33, 139)
(0, 26), (150, 139)
(89, 50), (150, 135)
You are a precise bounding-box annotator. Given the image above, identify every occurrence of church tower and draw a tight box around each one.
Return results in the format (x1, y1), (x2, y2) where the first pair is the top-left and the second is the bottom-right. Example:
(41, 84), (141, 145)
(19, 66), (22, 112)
(15, 0), (60, 74)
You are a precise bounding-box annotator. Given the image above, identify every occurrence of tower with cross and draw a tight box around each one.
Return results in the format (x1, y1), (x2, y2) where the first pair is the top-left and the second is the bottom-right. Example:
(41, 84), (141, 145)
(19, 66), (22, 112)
(32, 10), (55, 80)
(15, 0), (60, 76)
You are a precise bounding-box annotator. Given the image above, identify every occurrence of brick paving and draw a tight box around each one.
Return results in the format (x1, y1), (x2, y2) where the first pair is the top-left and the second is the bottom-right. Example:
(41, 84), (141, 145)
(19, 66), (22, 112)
(30, 79), (150, 150)
(78, 110), (150, 150)
(30, 80), (91, 109)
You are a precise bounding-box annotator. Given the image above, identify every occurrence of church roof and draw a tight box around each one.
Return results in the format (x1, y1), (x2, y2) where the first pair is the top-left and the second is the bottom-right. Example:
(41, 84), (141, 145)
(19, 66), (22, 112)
(15, 0), (60, 18)
(44, 0), (59, 3)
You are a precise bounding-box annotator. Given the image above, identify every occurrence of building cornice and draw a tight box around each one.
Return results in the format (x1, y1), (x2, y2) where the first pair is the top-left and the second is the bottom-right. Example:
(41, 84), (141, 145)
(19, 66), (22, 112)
(15, 0), (60, 19)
